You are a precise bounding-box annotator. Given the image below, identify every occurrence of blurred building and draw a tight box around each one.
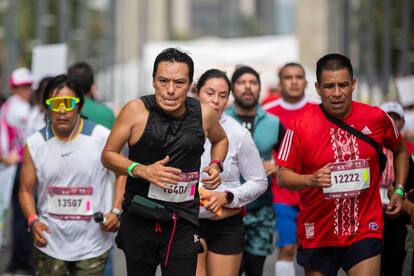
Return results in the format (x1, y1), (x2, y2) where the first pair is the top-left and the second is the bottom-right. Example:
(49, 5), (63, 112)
(0, 0), (411, 105)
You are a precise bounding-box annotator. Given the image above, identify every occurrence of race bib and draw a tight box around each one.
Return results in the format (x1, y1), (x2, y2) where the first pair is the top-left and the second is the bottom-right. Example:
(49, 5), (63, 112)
(47, 186), (93, 220)
(148, 172), (199, 203)
(323, 159), (370, 199)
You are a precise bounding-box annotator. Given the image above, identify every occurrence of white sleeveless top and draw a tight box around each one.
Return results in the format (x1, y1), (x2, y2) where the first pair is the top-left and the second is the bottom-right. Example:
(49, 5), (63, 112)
(26, 119), (114, 261)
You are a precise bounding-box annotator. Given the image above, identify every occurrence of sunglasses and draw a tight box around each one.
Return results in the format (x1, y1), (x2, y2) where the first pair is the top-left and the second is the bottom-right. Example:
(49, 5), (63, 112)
(45, 96), (80, 112)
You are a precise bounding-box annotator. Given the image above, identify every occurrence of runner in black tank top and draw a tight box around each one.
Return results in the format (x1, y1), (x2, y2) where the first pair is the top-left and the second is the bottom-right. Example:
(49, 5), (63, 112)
(124, 94), (205, 225)
(101, 48), (228, 276)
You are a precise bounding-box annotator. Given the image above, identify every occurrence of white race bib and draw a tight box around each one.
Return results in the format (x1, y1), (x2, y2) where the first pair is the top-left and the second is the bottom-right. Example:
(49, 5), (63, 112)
(47, 186), (93, 220)
(148, 172), (199, 203)
(323, 159), (370, 199)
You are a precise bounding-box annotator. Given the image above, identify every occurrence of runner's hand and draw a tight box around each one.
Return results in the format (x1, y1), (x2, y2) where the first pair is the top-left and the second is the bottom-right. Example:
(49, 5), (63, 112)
(140, 156), (181, 190)
(101, 213), (119, 232)
(306, 167), (332, 188)
(386, 193), (403, 218)
(202, 190), (227, 214)
(32, 221), (50, 247)
(201, 164), (221, 190)
(263, 160), (278, 176)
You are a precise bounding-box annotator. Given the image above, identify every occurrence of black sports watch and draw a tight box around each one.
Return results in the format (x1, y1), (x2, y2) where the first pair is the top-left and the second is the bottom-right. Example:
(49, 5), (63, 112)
(225, 191), (234, 204)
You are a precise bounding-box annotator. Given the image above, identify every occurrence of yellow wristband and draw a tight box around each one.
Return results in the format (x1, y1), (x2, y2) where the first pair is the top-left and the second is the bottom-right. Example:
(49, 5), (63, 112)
(127, 162), (140, 178)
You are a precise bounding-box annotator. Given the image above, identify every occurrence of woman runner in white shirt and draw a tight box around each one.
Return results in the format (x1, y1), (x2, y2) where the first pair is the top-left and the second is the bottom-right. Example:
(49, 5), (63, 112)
(195, 69), (267, 276)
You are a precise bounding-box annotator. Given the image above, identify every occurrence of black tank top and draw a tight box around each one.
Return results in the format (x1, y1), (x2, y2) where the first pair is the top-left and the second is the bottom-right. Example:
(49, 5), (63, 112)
(124, 94), (205, 225)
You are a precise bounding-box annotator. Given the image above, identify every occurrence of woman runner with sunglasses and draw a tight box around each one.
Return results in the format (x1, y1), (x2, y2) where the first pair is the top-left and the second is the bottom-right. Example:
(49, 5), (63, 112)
(18, 74), (124, 275)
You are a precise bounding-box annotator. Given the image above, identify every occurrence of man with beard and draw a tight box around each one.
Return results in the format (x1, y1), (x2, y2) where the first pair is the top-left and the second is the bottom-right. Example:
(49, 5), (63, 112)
(226, 66), (285, 276)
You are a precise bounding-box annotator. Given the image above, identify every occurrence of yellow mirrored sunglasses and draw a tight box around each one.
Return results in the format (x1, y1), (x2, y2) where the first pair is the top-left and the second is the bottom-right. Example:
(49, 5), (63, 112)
(45, 96), (80, 112)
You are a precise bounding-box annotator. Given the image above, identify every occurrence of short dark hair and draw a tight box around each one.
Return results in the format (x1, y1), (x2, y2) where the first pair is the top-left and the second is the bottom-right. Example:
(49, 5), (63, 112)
(231, 65), (261, 89)
(42, 74), (85, 111)
(278, 62), (306, 79)
(67, 62), (94, 95)
(152, 48), (194, 83)
(316, 53), (353, 83)
(196, 69), (231, 96)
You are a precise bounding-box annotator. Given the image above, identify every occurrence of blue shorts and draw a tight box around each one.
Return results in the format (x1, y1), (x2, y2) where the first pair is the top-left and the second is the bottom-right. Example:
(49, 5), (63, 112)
(273, 203), (299, 247)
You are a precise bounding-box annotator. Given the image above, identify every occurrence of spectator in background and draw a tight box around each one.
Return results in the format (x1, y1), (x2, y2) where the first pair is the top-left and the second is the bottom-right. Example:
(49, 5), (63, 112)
(1, 67), (35, 275)
(68, 62), (115, 129)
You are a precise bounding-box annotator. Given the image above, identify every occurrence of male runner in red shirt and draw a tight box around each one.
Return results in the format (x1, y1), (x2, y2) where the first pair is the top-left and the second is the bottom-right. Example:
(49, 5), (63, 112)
(277, 53), (408, 276)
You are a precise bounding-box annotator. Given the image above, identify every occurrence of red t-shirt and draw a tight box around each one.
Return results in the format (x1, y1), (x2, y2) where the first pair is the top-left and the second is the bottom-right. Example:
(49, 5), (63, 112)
(276, 102), (402, 248)
(263, 98), (317, 207)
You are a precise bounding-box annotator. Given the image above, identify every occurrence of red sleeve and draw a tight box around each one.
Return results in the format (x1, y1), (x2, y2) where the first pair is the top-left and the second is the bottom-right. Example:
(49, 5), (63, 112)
(382, 111), (403, 151)
(276, 120), (303, 173)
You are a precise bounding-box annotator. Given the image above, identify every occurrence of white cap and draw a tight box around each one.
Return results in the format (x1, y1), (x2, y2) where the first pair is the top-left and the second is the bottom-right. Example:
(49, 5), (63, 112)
(8, 67), (34, 88)
(380, 101), (405, 121)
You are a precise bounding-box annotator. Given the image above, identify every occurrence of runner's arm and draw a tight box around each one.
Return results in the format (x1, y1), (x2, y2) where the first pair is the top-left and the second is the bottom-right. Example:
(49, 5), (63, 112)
(201, 104), (228, 189)
(101, 100), (142, 175)
(18, 144), (37, 219)
(392, 140), (409, 189)
(201, 104), (228, 165)
(226, 131), (267, 208)
(387, 140), (409, 216)
(102, 174), (126, 232)
(278, 166), (332, 191)
(19, 144), (50, 246)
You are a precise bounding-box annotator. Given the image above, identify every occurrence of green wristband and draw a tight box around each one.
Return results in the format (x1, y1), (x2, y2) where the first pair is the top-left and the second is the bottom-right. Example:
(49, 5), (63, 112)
(127, 162), (140, 178)
(394, 187), (405, 197)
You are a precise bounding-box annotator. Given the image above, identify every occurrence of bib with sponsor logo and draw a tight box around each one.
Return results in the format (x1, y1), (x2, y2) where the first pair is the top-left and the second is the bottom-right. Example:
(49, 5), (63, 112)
(323, 159), (370, 199)
(148, 172), (199, 203)
(47, 186), (93, 220)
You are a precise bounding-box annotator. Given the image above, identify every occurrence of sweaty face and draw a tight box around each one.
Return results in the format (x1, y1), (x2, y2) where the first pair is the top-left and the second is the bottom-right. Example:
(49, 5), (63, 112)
(232, 73), (260, 109)
(47, 87), (80, 138)
(315, 69), (355, 119)
(279, 66), (307, 103)
(198, 77), (229, 118)
(153, 61), (191, 117)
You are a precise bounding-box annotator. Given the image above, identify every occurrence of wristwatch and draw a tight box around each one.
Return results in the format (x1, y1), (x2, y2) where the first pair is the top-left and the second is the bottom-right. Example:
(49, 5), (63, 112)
(111, 208), (123, 218)
(225, 190), (234, 204)
(209, 160), (224, 173)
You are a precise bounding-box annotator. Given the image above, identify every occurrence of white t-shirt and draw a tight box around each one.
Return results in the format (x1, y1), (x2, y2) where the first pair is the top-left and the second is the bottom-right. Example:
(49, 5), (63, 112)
(0, 95), (31, 160)
(26, 119), (114, 261)
(199, 113), (267, 218)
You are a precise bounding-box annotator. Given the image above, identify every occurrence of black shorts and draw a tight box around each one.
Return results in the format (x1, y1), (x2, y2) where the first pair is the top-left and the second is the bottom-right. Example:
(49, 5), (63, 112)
(116, 211), (201, 268)
(199, 213), (245, 255)
(297, 238), (382, 276)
